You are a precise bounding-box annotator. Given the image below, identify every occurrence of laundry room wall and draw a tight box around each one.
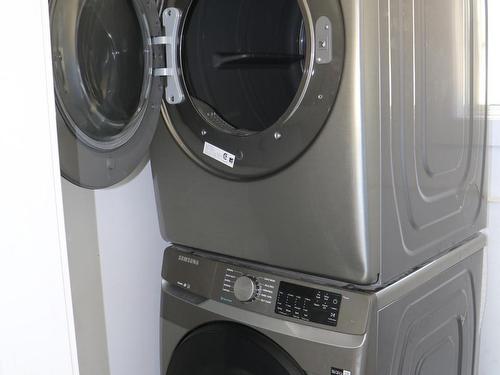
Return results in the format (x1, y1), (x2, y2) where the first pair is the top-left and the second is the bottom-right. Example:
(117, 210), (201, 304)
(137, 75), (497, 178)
(93, 161), (168, 375)
(478, 4), (500, 370)
(479, 110), (500, 374)
(0, 1), (79, 374)
(62, 159), (166, 375)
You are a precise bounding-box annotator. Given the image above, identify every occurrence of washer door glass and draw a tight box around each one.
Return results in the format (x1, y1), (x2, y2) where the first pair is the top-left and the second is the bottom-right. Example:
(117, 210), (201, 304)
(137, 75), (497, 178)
(73, 0), (145, 142)
(166, 323), (306, 375)
(51, 0), (164, 188)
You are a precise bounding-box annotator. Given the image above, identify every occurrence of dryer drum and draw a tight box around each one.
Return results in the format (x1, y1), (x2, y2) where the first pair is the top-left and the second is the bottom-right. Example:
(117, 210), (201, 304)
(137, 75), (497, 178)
(182, 0), (306, 133)
(163, 0), (345, 179)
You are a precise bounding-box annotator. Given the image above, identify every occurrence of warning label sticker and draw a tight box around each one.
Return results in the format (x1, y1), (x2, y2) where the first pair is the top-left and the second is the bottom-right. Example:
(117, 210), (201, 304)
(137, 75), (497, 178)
(331, 368), (351, 375)
(203, 142), (235, 168)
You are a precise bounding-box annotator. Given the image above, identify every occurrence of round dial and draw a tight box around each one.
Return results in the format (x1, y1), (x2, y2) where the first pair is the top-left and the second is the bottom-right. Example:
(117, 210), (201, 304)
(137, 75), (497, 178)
(233, 276), (259, 302)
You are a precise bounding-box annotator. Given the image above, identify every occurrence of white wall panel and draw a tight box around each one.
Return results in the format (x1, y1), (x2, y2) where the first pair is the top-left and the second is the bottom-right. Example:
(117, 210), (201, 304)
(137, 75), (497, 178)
(0, 1), (79, 374)
(95, 162), (167, 375)
(62, 180), (110, 375)
(479, 113), (500, 373)
(489, 114), (500, 147)
(488, 117), (500, 201)
(489, 146), (500, 201)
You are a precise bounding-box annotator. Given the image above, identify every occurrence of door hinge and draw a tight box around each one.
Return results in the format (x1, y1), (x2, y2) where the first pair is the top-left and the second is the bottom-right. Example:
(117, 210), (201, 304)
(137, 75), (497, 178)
(153, 7), (185, 105)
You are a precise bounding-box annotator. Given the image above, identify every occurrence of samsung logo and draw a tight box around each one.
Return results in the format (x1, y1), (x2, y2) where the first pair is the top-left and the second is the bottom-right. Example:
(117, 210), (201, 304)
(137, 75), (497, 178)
(178, 255), (200, 266)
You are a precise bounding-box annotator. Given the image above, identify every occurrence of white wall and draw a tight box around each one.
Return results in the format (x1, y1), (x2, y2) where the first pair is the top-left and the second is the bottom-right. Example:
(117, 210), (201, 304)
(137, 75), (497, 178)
(479, 114), (500, 374)
(62, 159), (166, 375)
(478, 3), (500, 370)
(62, 179), (111, 375)
(0, 1), (79, 375)
(94, 162), (167, 375)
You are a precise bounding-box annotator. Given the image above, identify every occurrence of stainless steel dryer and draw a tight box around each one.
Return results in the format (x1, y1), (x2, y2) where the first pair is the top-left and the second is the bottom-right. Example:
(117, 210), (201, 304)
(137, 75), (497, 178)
(160, 234), (485, 375)
(151, 0), (488, 286)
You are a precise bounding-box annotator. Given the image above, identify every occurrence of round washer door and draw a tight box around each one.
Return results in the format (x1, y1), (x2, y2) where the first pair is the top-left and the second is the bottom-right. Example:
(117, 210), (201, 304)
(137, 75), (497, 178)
(166, 323), (306, 375)
(162, 0), (345, 180)
(50, 0), (165, 189)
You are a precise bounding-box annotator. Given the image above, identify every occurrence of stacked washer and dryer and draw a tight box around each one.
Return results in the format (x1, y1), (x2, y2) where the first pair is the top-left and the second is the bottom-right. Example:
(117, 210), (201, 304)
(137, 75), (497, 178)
(152, 0), (489, 374)
(49, 0), (488, 374)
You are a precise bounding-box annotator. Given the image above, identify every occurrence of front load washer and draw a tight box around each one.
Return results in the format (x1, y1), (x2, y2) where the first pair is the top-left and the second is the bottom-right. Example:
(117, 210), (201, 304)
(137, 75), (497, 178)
(151, 0), (488, 286)
(160, 234), (485, 375)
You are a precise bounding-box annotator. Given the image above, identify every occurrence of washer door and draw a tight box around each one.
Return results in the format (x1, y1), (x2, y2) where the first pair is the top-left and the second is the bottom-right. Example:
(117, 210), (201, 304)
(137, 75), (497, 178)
(50, 0), (165, 188)
(162, 0), (345, 180)
(166, 323), (306, 375)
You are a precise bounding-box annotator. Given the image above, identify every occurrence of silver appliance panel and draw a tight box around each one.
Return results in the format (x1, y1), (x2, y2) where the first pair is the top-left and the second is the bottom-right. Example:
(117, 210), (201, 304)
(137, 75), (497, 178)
(163, 246), (372, 336)
(160, 235), (485, 375)
(151, 0), (488, 286)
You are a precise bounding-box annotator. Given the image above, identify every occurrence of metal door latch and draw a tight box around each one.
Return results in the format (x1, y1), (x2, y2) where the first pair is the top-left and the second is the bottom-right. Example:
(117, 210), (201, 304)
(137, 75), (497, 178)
(153, 7), (185, 105)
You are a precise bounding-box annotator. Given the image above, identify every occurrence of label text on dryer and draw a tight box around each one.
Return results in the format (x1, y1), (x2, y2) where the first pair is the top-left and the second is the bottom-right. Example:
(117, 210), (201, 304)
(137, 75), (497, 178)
(203, 142), (235, 168)
(331, 368), (351, 375)
(178, 255), (199, 266)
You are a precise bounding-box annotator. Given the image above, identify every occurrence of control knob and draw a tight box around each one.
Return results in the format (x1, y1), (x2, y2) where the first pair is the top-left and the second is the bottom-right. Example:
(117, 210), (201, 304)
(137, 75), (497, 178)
(233, 276), (258, 302)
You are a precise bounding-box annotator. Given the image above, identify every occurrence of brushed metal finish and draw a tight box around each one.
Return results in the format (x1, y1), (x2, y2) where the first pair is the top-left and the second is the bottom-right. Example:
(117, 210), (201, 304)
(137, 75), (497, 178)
(162, 246), (372, 335)
(375, 244), (484, 375)
(152, 0), (377, 285)
(379, 0), (488, 283)
(151, 0), (488, 285)
(160, 236), (485, 375)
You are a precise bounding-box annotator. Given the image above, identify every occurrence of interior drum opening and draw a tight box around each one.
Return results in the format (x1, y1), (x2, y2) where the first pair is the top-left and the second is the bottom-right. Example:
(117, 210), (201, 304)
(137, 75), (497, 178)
(182, 0), (307, 133)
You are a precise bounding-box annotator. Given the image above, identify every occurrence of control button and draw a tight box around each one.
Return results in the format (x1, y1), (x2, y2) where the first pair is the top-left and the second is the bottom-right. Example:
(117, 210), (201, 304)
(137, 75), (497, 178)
(328, 309), (338, 322)
(233, 276), (258, 302)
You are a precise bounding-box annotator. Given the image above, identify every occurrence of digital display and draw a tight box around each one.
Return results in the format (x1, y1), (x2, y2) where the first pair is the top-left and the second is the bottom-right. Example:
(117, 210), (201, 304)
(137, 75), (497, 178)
(275, 281), (342, 327)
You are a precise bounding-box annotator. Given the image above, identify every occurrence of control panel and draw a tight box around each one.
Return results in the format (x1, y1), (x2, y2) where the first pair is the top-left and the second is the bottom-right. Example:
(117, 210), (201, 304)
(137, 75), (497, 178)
(162, 246), (371, 335)
(275, 281), (342, 326)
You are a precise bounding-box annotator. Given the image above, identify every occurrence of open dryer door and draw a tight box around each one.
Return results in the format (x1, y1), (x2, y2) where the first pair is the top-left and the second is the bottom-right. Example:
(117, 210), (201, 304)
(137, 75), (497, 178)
(50, 0), (178, 189)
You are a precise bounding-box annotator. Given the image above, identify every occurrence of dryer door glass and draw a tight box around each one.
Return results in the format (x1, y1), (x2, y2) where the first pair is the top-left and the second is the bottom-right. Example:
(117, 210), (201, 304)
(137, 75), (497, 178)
(166, 323), (305, 375)
(50, 0), (165, 188)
